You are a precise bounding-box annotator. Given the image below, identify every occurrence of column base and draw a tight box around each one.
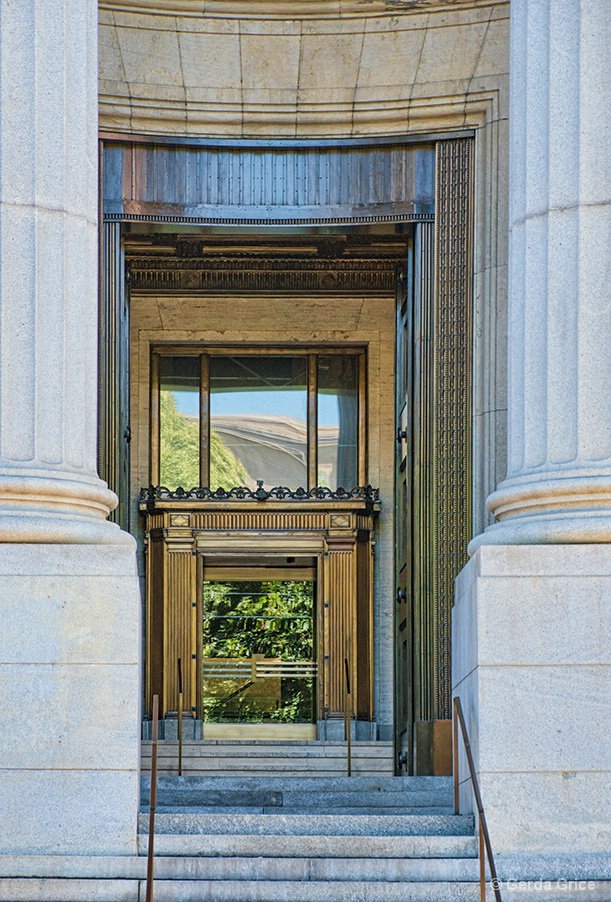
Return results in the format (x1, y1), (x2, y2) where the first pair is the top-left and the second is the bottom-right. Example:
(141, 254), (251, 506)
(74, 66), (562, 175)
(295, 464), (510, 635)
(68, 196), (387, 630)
(0, 544), (141, 855)
(453, 544), (611, 856)
(472, 472), (611, 552)
(0, 468), (131, 544)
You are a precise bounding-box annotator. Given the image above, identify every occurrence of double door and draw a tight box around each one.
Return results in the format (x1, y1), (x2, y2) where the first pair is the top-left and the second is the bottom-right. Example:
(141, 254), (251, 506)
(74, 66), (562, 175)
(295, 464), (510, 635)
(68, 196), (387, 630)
(141, 499), (377, 740)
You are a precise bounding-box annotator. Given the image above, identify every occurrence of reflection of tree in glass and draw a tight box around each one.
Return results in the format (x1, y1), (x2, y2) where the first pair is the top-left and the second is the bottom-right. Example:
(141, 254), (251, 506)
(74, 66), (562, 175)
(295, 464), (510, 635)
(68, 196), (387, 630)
(159, 392), (249, 489)
(203, 580), (315, 723)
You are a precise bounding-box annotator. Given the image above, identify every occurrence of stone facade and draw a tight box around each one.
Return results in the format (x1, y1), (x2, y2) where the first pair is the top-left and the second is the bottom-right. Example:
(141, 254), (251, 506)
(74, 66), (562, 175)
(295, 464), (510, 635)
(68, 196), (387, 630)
(0, 0), (609, 896)
(453, 0), (611, 862)
(0, 0), (141, 857)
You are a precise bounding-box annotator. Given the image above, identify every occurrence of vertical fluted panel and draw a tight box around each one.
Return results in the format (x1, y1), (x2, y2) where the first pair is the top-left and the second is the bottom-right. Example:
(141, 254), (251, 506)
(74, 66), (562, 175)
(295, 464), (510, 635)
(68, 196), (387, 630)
(479, 0), (611, 546)
(0, 0), (119, 540)
(323, 544), (356, 718)
(167, 550), (195, 716)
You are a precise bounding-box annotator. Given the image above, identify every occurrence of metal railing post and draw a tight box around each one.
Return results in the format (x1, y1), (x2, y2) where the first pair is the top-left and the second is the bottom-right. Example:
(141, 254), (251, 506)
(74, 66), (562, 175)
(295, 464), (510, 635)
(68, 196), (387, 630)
(479, 823), (486, 902)
(453, 696), (502, 902)
(177, 658), (183, 777)
(145, 694), (159, 902)
(453, 701), (460, 814)
(344, 657), (352, 777)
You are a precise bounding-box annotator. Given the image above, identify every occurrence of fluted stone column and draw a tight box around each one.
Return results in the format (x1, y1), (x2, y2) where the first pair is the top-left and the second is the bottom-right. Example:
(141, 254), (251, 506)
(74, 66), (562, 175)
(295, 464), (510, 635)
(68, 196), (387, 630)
(473, 0), (611, 548)
(0, 1), (140, 856)
(453, 0), (611, 863)
(0, 0), (127, 544)
(452, 0), (611, 864)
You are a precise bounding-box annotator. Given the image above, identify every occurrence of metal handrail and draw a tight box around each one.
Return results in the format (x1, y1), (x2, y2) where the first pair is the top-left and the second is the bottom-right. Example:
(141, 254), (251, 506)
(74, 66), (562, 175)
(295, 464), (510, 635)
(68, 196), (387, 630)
(453, 696), (502, 902)
(145, 694), (159, 902)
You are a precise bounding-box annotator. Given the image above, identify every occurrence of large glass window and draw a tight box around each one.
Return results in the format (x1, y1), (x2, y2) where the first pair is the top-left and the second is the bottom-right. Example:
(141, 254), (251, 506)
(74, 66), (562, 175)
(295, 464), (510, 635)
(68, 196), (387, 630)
(152, 349), (364, 491)
(318, 355), (358, 489)
(210, 356), (308, 491)
(159, 356), (200, 490)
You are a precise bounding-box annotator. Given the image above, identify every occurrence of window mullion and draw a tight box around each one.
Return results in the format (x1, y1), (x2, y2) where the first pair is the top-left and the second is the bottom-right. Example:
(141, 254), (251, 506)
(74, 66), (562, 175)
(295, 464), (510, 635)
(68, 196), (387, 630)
(308, 354), (318, 489)
(200, 353), (210, 487)
(150, 352), (160, 485)
(358, 351), (367, 486)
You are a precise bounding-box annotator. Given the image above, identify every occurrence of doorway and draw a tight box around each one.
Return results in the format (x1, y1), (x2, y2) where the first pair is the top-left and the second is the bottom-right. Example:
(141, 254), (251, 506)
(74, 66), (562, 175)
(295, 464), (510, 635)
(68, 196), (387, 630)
(201, 560), (317, 739)
(100, 135), (473, 771)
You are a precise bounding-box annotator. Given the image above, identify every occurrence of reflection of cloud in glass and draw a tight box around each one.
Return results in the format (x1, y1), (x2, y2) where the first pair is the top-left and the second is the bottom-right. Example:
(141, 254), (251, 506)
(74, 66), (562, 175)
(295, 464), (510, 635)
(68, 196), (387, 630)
(177, 389), (339, 427)
(210, 414), (309, 491)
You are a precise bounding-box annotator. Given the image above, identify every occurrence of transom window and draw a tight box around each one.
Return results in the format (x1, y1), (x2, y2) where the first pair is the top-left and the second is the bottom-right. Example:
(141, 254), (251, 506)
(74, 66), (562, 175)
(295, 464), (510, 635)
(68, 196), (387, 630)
(151, 348), (365, 491)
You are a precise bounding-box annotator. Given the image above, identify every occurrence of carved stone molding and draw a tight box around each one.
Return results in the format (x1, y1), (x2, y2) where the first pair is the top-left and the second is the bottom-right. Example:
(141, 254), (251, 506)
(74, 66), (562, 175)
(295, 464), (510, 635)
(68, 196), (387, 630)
(99, 0), (505, 20)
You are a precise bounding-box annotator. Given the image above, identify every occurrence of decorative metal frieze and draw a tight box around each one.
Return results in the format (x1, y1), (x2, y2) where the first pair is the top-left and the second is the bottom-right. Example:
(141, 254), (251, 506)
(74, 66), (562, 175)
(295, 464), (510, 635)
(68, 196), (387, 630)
(433, 138), (473, 720)
(127, 256), (396, 293)
(140, 482), (380, 505)
(106, 212), (435, 226)
(191, 512), (328, 531)
(129, 257), (397, 271)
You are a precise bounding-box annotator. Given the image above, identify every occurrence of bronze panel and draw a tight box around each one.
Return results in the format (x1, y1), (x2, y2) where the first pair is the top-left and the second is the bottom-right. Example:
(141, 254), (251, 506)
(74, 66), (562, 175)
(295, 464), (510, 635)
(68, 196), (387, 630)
(395, 137), (473, 769)
(99, 220), (130, 529)
(433, 139), (473, 720)
(103, 140), (435, 224)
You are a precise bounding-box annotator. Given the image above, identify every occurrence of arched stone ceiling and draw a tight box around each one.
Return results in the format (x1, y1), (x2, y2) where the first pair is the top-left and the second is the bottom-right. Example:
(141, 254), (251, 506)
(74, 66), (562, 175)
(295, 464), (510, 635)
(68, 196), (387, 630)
(99, 0), (501, 19)
(98, 0), (509, 137)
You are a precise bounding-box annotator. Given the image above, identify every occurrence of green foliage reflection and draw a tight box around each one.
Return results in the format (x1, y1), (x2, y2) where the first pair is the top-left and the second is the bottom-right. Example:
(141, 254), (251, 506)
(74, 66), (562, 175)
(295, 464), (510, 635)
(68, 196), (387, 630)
(159, 391), (249, 489)
(203, 580), (315, 724)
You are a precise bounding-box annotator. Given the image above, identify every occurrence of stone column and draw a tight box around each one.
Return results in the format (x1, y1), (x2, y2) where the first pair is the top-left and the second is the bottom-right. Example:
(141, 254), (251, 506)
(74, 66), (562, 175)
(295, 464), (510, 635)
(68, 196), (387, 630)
(452, 0), (611, 863)
(0, 0), (126, 544)
(472, 0), (611, 549)
(0, 1), (140, 856)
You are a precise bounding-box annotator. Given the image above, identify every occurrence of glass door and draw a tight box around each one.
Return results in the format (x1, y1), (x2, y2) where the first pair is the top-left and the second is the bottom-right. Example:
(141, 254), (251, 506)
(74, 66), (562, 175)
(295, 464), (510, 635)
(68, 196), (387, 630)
(202, 564), (317, 739)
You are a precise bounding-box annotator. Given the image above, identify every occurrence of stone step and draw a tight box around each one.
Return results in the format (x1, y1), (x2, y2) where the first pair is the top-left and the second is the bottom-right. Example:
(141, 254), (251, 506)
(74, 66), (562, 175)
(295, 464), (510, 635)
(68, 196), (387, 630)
(145, 790), (452, 809)
(141, 739), (395, 777)
(130, 856), (481, 881)
(3, 876), (610, 902)
(0, 877), (481, 902)
(144, 775), (452, 792)
(128, 878), (482, 901)
(139, 812), (475, 837)
(143, 740), (394, 753)
(150, 805), (456, 816)
(137, 832), (478, 858)
(141, 775), (454, 813)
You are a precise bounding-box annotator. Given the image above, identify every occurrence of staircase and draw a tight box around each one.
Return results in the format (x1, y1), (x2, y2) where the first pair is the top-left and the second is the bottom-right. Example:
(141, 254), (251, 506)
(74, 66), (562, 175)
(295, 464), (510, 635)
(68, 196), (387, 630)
(141, 739), (395, 777)
(139, 774), (481, 900)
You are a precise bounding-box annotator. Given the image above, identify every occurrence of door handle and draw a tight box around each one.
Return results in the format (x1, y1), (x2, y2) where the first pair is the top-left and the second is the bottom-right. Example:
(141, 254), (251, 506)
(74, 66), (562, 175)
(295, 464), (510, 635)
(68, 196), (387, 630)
(396, 588), (406, 605)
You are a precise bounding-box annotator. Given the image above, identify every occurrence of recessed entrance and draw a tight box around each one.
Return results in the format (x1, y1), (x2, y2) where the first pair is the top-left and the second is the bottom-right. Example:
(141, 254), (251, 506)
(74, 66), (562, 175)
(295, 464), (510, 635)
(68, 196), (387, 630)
(100, 135), (473, 773)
